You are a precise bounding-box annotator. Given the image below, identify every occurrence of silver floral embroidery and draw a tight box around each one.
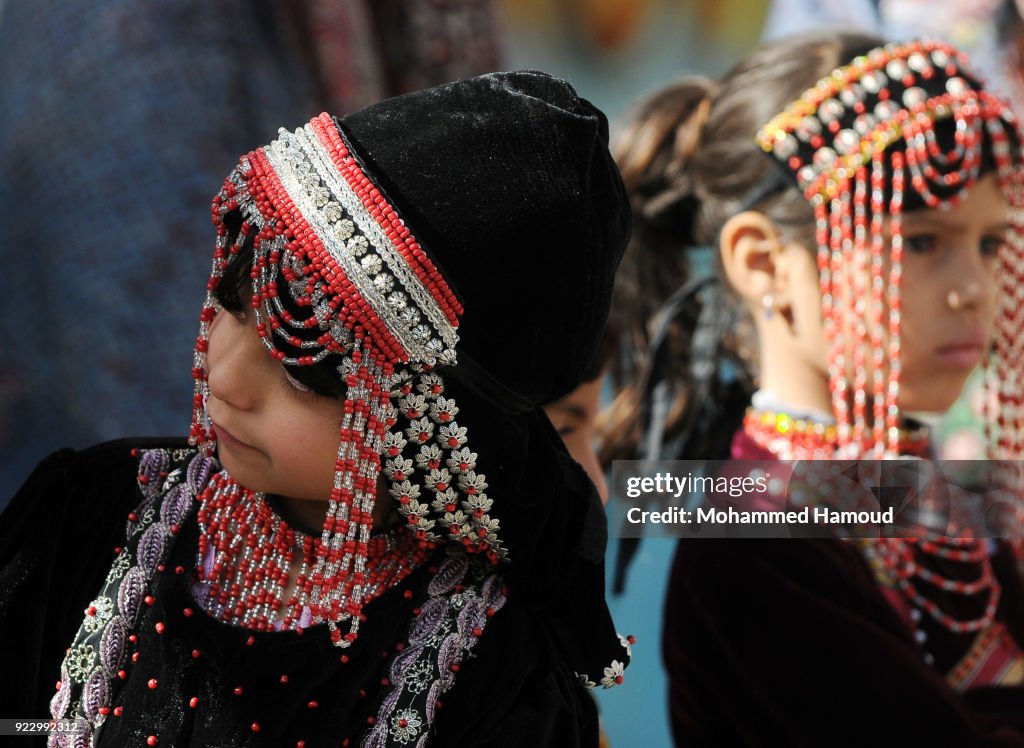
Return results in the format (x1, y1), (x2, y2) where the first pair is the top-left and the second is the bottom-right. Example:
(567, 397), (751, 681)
(364, 558), (508, 747)
(600, 660), (626, 689)
(102, 554), (132, 588)
(446, 448), (477, 474)
(388, 372), (509, 561)
(51, 448), (216, 748)
(63, 644), (96, 683)
(81, 597), (113, 634)
(323, 202), (343, 222)
(347, 235), (369, 256)
(403, 660), (434, 695)
(414, 444), (442, 469)
(390, 708), (423, 744)
(618, 633), (634, 658)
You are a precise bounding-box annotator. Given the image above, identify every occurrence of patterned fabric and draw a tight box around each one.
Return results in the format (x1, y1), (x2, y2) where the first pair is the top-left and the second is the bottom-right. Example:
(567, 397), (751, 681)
(363, 555), (507, 747)
(48, 448), (521, 747)
(947, 621), (1024, 690)
(863, 541), (1024, 691)
(49, 448), (217, 746)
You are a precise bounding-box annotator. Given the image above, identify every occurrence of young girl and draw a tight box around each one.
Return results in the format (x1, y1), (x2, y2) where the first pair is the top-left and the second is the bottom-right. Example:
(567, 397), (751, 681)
(0, 71), (633, 747)
(612, 32), (1024, 743)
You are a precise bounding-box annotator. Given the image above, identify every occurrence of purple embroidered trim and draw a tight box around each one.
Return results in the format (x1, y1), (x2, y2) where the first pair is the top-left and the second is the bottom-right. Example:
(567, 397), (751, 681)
(361, 555), (507, 747)
(48, 447), (215, 748)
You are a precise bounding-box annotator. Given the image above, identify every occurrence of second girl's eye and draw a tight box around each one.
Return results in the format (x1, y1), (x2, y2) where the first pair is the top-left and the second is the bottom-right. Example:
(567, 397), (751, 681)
(557, 424), (579, 438)
(903, 233), (938, 254)
(980, 235), (1006, 257)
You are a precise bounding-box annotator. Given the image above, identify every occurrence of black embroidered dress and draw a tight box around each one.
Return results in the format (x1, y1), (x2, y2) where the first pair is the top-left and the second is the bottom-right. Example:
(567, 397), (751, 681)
(2, 439), (623, 747)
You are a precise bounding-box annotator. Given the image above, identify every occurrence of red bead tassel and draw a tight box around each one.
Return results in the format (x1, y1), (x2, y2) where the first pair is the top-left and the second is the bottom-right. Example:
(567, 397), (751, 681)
(870, 151), (888, 453)
(851, 164), (870, 450)
(828, 178), (852, 451)
(885, 151), (905, 457)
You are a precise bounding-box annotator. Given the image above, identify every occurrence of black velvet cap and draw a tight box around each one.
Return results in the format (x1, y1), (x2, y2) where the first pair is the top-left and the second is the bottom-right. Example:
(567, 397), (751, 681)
(335, 75), (632, 677)
(337, 70), (630, 406)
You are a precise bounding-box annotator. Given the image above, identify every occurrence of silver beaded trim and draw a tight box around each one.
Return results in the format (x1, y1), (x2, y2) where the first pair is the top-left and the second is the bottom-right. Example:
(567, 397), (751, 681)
(262, 123), (458, 366)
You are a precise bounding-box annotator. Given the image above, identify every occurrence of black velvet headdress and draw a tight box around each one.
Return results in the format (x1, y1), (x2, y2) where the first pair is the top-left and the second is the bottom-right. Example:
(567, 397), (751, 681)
(340, 70), (630, 406)
(187, 69), (631, 678)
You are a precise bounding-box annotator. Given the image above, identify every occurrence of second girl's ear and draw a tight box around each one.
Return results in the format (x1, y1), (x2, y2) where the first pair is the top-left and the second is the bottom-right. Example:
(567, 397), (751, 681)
(719, 210), (787, 307)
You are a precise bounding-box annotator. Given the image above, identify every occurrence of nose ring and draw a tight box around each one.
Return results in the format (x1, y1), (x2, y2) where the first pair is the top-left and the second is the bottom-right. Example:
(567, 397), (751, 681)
(947, 282), (980, 311)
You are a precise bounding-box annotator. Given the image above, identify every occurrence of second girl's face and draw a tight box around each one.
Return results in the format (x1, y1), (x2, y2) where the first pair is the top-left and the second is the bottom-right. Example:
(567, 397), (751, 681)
(897, 174), (1005, 412)
(793, 173), (1008, 414)
(543, 376), (608, 505)
(205, 307), (346, 501)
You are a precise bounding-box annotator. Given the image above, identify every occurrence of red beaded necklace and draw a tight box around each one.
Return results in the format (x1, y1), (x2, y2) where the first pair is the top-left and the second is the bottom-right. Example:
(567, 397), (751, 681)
(195, 470), (437, 637)
(861, 537), (1001, 635)
(743, 406), (1002, 636)
(742, 408), (930, 460)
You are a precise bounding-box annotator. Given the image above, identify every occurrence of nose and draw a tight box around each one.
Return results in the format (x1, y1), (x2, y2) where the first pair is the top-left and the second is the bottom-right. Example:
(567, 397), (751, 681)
(206, 312), (264, 410)
(945, 246), (993, 313)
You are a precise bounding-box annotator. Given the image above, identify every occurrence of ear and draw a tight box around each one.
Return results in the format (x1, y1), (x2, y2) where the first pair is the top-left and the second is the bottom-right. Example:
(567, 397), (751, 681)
(719, 211), (786, 307)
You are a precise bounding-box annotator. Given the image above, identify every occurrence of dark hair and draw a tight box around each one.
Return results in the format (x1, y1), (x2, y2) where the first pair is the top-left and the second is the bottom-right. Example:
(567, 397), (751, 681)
(598, 31), (884, 465)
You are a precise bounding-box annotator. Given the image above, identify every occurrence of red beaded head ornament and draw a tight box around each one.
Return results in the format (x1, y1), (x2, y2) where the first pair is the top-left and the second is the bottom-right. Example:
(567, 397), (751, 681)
(757, 39), (1024, 459)
(190, 114), (507, 646)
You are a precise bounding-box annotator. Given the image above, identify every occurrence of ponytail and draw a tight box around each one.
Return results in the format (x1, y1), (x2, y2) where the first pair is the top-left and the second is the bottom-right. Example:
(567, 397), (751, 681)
(599, 76), (753, 466)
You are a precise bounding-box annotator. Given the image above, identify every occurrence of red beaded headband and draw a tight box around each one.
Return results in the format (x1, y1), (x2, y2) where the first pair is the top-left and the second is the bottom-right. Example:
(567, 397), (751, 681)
(757, 40), (1024, 460)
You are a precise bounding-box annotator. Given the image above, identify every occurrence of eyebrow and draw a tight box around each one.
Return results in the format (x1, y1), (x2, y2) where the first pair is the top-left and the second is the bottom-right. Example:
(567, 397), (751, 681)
(901, 215), (1011, 232)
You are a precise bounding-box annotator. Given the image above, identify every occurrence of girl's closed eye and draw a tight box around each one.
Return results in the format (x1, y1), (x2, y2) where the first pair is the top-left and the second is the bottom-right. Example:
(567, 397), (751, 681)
(282, 367), (314, 395)
(557, 423), (580, 438)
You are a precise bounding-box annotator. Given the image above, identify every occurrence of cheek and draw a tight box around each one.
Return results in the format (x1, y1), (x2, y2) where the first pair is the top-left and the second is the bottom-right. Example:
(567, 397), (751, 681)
(790, 279), (828, 370)
(270, 408), (346, 499)
(978, 266), (1000, 326)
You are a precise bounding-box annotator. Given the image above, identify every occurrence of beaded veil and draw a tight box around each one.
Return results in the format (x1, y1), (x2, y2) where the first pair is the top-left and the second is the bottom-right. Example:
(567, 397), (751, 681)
(756, 39), (1024, 461)
(189, 113), (505, 646)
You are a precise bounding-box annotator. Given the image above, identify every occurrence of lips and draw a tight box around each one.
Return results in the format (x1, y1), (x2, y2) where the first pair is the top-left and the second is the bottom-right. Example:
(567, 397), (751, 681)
(935, 334), (987, 369)
(211, 421), (258, 451)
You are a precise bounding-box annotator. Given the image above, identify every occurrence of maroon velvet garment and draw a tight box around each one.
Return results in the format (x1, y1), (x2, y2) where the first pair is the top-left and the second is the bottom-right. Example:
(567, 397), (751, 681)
(663, 431), (1024, 746)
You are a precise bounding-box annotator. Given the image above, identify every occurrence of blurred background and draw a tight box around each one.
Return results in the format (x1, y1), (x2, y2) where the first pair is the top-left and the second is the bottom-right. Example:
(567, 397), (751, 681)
(3, 1), (1021, 745)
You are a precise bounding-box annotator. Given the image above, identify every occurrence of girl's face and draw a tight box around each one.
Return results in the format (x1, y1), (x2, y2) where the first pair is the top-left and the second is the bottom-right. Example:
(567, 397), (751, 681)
(205, 307), (346, 501)
(792, 173), (1008, 414)
(543, 376), (608, 504)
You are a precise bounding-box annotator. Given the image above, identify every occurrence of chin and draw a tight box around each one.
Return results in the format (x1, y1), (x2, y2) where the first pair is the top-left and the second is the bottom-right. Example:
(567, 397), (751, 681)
(215, 451), (261, 492)
(898, 381), (966, 416)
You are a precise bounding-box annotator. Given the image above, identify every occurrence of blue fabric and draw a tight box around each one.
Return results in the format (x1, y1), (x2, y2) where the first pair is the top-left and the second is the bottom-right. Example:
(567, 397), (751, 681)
(0, 0), (323, 499)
